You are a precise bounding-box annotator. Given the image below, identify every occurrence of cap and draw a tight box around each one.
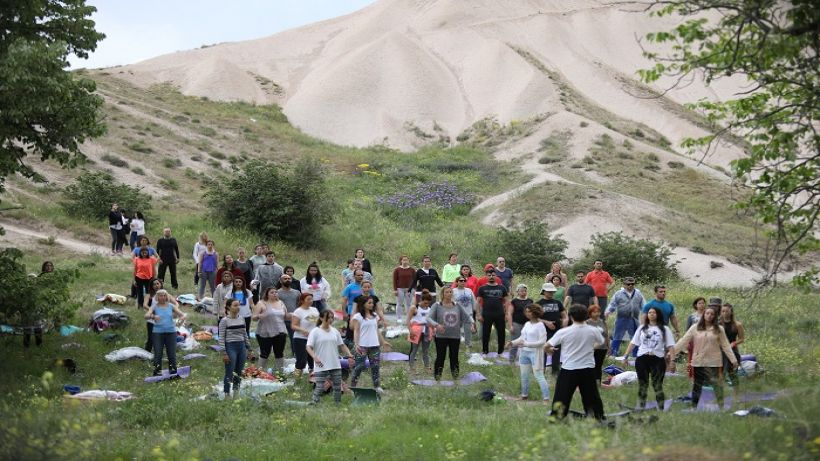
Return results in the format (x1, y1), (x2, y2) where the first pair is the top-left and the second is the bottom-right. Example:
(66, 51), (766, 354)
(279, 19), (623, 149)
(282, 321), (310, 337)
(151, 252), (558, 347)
(541, 282), (557, 292)
(515, 283), (528, 292)
(484, 263), (495, 273)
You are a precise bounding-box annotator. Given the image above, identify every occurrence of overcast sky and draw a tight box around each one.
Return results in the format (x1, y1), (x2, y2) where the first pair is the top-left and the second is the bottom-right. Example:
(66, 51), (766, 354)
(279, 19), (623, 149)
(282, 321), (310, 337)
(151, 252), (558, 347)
(70, 0), (376, 69)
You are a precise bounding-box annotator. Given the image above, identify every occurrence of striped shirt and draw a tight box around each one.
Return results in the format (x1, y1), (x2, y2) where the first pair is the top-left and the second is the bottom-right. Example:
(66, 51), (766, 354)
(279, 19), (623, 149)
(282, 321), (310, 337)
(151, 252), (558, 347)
(218, 316), (250, 349)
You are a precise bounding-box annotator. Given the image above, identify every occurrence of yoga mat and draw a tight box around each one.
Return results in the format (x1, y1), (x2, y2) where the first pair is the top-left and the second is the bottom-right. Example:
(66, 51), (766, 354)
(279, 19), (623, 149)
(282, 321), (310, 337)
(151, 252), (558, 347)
(619, 400), (674, 412)
(144, 366), (191, 383)
(210, 345), (224, 352)
(740, 354), (756, 362)
(411, 372), (487, 386)
(382, 352), (410, 361)
(182, 353), (207, 360)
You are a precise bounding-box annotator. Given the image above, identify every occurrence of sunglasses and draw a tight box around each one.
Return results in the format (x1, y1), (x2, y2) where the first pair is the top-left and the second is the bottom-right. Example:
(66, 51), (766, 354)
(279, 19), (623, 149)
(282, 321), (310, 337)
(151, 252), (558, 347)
(625, 283), (635, 286)
(457, 279), (466, 282)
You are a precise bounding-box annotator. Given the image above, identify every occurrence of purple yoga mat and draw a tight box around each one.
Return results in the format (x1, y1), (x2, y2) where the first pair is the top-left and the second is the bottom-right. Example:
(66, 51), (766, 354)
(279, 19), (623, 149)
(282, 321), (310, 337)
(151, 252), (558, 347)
(685, 389), (779, 409)
(411, 371), (487, 386)
(740, 354), (756, 362)
(182, 353), (207, 360)
(203, 326), (219, 334)
(210, 345), (224, 352)
(144, 366), (191, 383)
(382, 352), (410, 361)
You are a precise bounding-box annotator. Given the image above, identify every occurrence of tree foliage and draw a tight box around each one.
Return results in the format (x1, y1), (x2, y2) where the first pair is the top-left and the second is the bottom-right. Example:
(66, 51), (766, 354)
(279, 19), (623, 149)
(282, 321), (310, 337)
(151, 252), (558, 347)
(638, 1), (819, 286)
(496, 221), (567, 275)
(0, 1), (106, 221)
(572, 232), (677, 283)
(0, 248), (80, 328)
(61, 171), (152, 219)
(205, 159), (333, 248)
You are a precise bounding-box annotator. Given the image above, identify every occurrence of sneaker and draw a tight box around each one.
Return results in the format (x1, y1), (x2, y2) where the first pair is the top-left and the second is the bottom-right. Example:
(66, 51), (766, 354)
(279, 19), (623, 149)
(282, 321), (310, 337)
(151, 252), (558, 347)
(374, 387), (385, 395)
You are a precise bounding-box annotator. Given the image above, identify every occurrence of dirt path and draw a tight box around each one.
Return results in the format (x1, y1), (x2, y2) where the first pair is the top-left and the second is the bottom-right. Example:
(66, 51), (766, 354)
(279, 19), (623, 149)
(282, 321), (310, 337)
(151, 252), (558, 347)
(0, 221), (111, 255)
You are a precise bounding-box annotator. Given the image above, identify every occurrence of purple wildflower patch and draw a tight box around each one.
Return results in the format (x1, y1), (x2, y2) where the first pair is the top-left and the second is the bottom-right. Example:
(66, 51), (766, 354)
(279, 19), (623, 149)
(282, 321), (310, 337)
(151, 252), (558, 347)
(376, 181), (475, 211)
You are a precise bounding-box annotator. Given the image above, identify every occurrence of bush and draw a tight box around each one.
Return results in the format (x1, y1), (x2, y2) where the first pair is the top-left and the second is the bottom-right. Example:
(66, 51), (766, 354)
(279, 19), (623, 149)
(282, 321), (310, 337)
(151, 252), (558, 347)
(131, 166), (145, 175)
(0, 248), (79, 328)
(162, 158), (182, 168)
(572, 231), (677, 283)
(496, 221), (568, 275)
(61, 171), (152, 219)
(205, 159), (332, 248)
(101, 154), (127, 168)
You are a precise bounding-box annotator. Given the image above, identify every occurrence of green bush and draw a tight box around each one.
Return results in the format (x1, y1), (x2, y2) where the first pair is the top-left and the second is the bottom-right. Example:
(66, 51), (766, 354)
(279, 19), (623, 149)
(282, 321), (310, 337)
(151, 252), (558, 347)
(61, 171), (152, 219)
(205, 159), (333, 248)
(101, 154), (127, 168)
(572, 231), (676, 283)
(162, 158), (182, 169)
(0, 248), (79, 328)
(496, 221), (567, 275)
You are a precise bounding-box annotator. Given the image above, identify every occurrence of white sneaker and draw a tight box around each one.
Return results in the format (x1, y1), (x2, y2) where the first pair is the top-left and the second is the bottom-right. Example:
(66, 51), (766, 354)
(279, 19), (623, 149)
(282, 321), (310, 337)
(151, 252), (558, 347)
(374, 387), (385, 394)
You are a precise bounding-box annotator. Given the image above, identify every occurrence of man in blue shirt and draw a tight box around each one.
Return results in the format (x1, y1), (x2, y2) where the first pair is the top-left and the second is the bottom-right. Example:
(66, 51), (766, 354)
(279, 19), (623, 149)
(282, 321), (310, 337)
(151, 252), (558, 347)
(341, 270), (366, 319)
(641, 285), (680, 337)
(605, 276), (644, 357)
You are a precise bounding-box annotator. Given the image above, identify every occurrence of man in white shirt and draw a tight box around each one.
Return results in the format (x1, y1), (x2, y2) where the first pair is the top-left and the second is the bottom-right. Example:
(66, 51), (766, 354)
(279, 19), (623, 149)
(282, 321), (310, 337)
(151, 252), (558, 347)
(545, 304), (606, 421)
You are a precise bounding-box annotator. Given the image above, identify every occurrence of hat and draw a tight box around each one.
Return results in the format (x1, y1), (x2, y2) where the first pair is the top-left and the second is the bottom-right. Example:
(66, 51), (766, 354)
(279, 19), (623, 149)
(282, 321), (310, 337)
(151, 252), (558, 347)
(484, 263), (495, 273)
(515, 283), (528, 292)
(623, 276), (636, 284)
(708, 297), (722, 307)
(541, 282), (557, 292)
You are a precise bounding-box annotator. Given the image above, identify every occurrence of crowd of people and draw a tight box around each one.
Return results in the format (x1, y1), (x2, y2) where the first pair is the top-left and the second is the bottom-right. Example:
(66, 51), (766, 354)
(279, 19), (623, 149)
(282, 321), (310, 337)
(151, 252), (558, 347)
(111, 205), (748, 414)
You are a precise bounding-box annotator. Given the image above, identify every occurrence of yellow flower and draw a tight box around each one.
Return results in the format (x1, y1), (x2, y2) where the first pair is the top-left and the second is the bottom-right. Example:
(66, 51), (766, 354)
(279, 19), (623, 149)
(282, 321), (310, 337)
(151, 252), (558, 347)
(357, 163), (370, 169)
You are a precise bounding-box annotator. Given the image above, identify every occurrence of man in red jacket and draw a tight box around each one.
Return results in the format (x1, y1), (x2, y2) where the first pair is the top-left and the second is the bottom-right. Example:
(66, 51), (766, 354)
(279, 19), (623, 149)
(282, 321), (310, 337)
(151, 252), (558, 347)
(584, 260), (614, 309)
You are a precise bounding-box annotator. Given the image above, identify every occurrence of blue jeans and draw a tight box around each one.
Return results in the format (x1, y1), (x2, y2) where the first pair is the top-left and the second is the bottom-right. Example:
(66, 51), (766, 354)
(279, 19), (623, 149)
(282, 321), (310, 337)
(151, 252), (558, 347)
(610, 316), (639, 356)
(224, 342), (247, 394)
(519, 348), (550, 399)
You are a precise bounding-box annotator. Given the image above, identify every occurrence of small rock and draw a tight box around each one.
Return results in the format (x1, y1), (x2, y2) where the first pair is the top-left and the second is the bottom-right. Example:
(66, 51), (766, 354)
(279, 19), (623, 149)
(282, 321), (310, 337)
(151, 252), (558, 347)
(710, 261), (724, 269)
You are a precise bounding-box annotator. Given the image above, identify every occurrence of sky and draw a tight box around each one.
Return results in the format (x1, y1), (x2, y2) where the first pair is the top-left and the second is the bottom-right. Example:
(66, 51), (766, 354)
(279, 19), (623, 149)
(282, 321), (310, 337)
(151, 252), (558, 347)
(70, 0), (376, 69)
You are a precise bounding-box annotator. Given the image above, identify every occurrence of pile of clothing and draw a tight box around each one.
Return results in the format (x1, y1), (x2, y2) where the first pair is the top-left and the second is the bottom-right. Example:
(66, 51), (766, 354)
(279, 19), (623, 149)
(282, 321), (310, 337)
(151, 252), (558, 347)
(89, 308), (129, 332)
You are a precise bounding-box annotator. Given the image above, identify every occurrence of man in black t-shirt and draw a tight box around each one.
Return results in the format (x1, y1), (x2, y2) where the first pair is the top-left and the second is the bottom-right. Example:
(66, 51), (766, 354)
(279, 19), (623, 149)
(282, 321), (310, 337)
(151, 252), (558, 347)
(476, 269), (509, 355)
(156, 227), (180, 289)
(564, 270), (596, 309)
(537, 282), (566, 374)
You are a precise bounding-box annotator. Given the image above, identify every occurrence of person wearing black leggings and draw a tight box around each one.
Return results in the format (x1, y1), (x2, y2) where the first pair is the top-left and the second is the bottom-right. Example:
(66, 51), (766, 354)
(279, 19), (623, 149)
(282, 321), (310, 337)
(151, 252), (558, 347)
(623, 306), (675, 409)
(427, 287), (476, 380)
(476, 269), (509, 355)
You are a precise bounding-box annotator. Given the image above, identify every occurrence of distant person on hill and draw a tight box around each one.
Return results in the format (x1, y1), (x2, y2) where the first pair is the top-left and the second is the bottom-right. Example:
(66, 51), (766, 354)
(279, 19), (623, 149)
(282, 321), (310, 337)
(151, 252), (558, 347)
(441, 253), (461, 284)
(350, 295), (391, 393)
(545, 304), (606, 421)
(393, 255), (416, 324)
(197, 240), (219, 300)
(508, 284), (533, 364)
(301, 262), (331, 313)
(427, 286), (475, 381)
(308, 309), (354, 404)
(476, 267), (510, 356)
(144, 289), (185, 377)
(128, 211), (145, 250)
(605, 277), (644, 357)
(253, 287), (289, 372)
(133, 248), (158, 309)
(537, 283), (566, 375)
(156, 227), (179, 290)
(219, 298), (251, 398)
(564, 270), (596, 309)
(406, 290), (434, 372)
(622, 306), (675, 410)
(494, 256), (514, 290)
(216, 254), (245, 288)
(192, 231), (209, 286)
(507, 303), (550, 403)
(354, 248), (372, 275)
(412, 255), (443, 302)
(584, 260), (614, 309)
(40, 261), (54, 275)
(107, 203), (124, 255)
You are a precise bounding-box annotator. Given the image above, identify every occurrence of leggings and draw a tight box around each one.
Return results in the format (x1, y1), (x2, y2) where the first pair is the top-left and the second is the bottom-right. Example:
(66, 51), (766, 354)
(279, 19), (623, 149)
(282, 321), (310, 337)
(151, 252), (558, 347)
(110, 228), (120, 252)
(257, 334), (287, 359)
(409, 333), (431, 368)
(312, 369), (343, 403)
(593, 349), (607, 382)
(692, 366), (724, 407)
(481, 313), (505, 355)
(135, 277), (152, 309)
(723, 348), (741, 384)
(635, 354), (667, 408)
(293, 338), (314, 371)
(145, 322), (154, 352)
(351, 346), (381, 388)
(433, 337), (460, 379)
(22, 326), (43, 347)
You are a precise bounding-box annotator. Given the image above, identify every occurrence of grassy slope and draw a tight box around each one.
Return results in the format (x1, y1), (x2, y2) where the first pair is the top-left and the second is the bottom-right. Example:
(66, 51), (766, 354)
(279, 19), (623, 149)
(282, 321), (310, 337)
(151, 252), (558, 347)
(0, 74), (818, 460)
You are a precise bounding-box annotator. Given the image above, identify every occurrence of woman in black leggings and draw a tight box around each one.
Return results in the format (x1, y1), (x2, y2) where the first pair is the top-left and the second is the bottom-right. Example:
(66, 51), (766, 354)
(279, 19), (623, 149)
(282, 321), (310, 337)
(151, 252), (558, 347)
(427, 287), (476, 380)
(622, 306), (675, 409)
(476, 269), (510, 355)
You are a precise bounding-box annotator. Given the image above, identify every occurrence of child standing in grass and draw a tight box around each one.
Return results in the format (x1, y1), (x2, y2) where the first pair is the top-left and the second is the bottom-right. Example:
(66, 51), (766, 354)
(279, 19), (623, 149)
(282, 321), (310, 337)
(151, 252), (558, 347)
(407, 290), (433, 372)
(220, 298), (252, 397)
(507, 303), (550, 403)
(144, 289), (185, 376)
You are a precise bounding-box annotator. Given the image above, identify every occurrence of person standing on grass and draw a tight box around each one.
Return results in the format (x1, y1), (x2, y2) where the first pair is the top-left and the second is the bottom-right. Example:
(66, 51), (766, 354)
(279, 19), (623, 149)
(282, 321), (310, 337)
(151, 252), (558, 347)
(308, 309), (354, 404)
(564, 271), (596, 309)
(212, 272), (234, 322)
(393, 255), (416, 324)
(276, 266), (302, 292)
(441, 253), (461, 284)
(279, 273), (303, 354)
(142, 279), (178, 352)
(359, 280), (385, 326)
(129, 211), (145, 251)
(197, 240), (219, 300)
(622, 306), (674, 410)
(156, 228), (179, 290)
(133, 248), (158, 309)
(537, 283), (566, 375)
(406, 290), (434, 372)
(427, 286), (475, 381)
(586, 305), (609, 385)
(452, 275), (477, 351)
(354, 248), (372, 275)
(108, 203), (124, 254)
(216, 254), (245, 288)
(412, 255), (443, 303)
(545, 304), (606, 421)
(220, 298), (252, 398)
(451, 264), (480, 295)
(253, 287), (289, 372)
(720, 303), (745, 387)
(341, 270), (366, 320)
(508, 284), (533, 364)
(350, 295), (391, 393)
(641, 285), (680, 338)
(144, 289), (185, 377)
(605, 277), (644, 357)
(685, 297), (706, 379)
(291, 293), (320, 379)
(344, 259), (372, 285)
(301, 262), (331, 313)
(584, 260), (614, 309)
(131, 235), (157, 257)
(545, 262), (569, 289)
(669, 303), (737, 409)
(495, 256), (514, 291)
(234, 248), (254, 292)
(251, 251), (283, 304)
(249, 244), (267, 303)
(507, 303), (550, 403)
(226, 277), (254, 335)
(549, 275), (565, 307)
(192, 232), (209, 286)
(476, 267), (510, 356)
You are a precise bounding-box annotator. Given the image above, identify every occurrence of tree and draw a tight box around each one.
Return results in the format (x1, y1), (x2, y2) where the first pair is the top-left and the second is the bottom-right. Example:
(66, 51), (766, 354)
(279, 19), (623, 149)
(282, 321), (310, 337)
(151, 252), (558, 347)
(205, 159), (333, 248)
(572, 232), (677, 283)
(61, 171), (152, 219)
(0, 1), (106, 230)
(496, 221), (567, 275)
(638, 1), (819, 286)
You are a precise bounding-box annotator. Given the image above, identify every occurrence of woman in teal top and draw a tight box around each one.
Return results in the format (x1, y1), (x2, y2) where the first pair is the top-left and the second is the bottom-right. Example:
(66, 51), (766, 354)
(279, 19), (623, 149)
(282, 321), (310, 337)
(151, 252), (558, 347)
(144, 289), (186, 376)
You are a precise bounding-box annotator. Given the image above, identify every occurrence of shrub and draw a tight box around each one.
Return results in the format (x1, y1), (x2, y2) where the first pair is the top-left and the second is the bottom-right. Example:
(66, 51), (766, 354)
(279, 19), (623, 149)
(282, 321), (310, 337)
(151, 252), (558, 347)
(131, 166), (145, 175)
(0, 248), (79, 328)
(208, 150), (226, 160)
(572, 231), (677, 283)
(160, 178), (179, 190)
(61, 171), (152, 219)
(579, 121), (589, 127)
(162, 158), (182, 169)
(101, 154), (127, 168)
(127, 142), (153, 154)
(496, 221), (567, 275)
(205, 159), (332, 248)
(667, 161), (685, 169)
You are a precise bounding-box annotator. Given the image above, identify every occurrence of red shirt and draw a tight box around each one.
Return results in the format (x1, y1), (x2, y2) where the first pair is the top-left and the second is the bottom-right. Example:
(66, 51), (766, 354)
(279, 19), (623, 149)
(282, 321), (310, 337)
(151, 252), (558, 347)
(584, 270), (613, 297)
(451, 275), (480, 296)
(393, 266), (416, 290)
(134, 256), (157, 280)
